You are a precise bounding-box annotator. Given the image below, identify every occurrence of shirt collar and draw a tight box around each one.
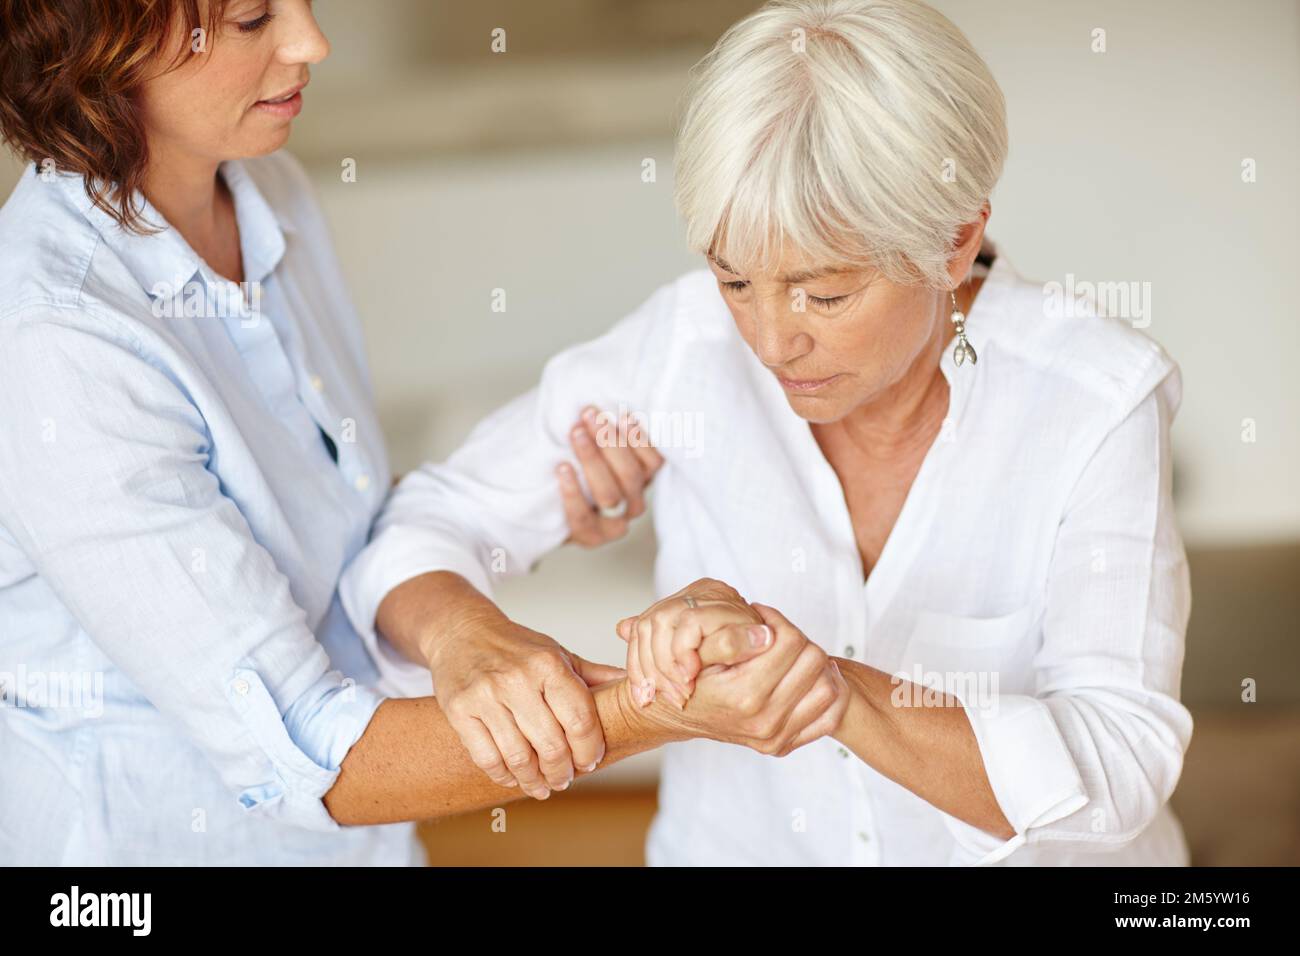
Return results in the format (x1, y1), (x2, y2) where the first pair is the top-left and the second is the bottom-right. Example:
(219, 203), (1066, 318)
(59, 158), (291, 298)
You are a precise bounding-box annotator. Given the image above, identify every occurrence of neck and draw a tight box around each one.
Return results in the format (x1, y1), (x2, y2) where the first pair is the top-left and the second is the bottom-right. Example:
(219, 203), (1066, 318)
(141, 140), (223, 244)
(817, 276), (983, 461)
(140, 139), (244, 284)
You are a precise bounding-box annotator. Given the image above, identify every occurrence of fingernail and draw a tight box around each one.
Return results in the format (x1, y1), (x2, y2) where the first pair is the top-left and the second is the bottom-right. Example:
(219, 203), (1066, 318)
(582, 406), (599, 423)
(749, 625), (772, 647)
(560, 777), (573, 791)
(572, 426), (590, 443)
(582, 761), (598, 773)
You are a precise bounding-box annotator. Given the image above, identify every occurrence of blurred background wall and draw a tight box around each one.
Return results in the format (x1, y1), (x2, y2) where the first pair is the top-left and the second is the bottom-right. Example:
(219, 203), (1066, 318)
(3, 0), (1296, 863)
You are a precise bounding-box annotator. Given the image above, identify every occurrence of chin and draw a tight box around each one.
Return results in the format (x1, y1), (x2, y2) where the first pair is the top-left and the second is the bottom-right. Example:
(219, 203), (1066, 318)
(784, 392), (853, 425)
(234, 128), (293, 159)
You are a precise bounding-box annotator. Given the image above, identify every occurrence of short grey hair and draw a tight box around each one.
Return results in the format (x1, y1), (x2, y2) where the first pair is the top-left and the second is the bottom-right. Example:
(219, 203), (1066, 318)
(673, 0), (1008, 288)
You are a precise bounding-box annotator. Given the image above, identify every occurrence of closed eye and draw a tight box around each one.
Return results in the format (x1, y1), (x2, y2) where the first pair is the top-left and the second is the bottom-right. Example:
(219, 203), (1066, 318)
(237, 11), (275, 33)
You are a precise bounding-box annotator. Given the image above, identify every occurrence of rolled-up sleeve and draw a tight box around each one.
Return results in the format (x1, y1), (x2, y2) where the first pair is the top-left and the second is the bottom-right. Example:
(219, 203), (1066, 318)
(941, 366), (1193, 864)
(339, 281), (678, 694)
(0, 314), (383, 831)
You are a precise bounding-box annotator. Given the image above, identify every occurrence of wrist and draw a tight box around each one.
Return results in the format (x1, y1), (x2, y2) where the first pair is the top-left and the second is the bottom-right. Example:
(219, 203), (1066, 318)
(609, 678), (688, 746)
(830, 657), (883, 747)
(420, 600), (509, 671)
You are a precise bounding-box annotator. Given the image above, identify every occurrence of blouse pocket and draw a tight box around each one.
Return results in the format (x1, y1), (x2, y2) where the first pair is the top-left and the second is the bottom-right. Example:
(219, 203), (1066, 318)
(895, 603), (1041, 700)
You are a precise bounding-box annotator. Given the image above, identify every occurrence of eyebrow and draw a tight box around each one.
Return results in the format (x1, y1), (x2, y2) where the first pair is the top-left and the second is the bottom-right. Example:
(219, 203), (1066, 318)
(709, 254), (852, 285)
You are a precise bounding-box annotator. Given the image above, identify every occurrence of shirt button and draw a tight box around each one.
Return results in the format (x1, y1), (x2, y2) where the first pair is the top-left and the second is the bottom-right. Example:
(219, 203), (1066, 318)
(309, 374), (324, 392)
(231, 677), (250, 696)
(858, 832), (871, 843)
(354, 474), (371, 492)
(844, 645), (856, 658)
(838, 746), (850, 758)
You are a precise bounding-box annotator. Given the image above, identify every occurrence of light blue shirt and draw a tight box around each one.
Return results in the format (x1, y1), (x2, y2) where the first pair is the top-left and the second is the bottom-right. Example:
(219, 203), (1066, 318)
(0, 153), (424, 864)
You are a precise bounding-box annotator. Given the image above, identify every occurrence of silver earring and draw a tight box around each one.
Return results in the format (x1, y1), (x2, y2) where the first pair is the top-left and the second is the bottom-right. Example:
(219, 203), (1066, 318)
(950, 289), (977, 366)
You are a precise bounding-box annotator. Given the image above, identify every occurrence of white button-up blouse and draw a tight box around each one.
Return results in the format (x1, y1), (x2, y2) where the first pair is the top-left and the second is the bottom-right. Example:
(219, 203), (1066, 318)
(341, 246), (1194, 866)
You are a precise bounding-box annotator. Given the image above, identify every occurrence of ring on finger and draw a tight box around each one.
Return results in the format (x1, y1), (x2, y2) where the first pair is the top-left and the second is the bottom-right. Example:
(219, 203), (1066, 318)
(599, 500), (628, 520)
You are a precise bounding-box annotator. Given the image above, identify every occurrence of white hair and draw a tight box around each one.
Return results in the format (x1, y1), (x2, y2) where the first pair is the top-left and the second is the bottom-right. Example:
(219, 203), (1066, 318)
(673, 0), (1008, 288)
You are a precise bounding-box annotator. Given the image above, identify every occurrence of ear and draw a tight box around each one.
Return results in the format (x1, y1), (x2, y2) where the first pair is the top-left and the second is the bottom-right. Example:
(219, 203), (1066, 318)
(946, 201), (992, 290)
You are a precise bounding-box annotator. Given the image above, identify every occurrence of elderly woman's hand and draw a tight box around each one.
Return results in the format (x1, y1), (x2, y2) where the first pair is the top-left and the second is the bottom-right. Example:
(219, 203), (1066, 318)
(616, 577), (761, 708)
(621, 596), (850, 757)
(558, 405), (663, 547)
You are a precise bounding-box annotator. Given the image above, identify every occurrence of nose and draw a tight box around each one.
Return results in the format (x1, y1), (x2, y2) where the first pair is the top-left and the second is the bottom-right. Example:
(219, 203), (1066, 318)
(277, 0), (331, 65)
(750, 290), (811, 368)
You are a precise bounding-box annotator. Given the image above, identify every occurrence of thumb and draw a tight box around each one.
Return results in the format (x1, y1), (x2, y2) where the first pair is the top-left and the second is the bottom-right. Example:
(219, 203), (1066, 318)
(751, 602), (795, 632)
(615, 616), (636, 642)
(570, 653), (627, 688)
(698, 621), (775, 668)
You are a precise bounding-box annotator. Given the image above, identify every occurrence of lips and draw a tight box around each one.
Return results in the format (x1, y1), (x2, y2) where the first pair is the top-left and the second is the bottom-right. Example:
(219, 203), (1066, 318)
(258, 81), (306, 104)
(253, 81), (307, 119)
(775, 372), (842, 393)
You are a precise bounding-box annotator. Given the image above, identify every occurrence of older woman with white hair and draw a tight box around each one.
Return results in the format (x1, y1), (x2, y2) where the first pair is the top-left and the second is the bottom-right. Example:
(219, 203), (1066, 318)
(345, 0), (1192, 865)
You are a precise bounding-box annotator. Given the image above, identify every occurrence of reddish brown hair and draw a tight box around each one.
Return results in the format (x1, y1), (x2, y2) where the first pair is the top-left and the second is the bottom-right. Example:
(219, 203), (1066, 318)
(0, 0), (229, 232)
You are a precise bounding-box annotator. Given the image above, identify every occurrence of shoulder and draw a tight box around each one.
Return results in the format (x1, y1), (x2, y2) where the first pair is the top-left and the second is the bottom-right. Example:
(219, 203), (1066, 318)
(547, 267), (724, 364)
(979, 253), (1182, 428)
(532, 268), (730, 416)
(0, 166), (106, 316)
(605, 267), (734, 357)
(0, 307), (171, 453)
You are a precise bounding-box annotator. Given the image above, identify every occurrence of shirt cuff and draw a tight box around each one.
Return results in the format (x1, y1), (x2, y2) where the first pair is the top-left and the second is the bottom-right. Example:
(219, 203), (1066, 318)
(225, 666), (386, 831)
(339, 524), (495, 699)
(942, 691), (1090, 865)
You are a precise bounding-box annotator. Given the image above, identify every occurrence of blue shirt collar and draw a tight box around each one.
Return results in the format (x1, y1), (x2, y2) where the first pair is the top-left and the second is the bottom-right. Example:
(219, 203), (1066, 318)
(58, 158), (292, 298)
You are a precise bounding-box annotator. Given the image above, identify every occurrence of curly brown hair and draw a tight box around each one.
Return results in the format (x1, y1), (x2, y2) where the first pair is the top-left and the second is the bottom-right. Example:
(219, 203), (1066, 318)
(0, 0), (229, 232)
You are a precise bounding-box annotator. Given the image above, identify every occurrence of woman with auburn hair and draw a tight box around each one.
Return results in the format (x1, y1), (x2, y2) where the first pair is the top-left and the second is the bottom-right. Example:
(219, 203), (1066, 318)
(0, 1), (841, 865)
(349, 0), (1194, 865)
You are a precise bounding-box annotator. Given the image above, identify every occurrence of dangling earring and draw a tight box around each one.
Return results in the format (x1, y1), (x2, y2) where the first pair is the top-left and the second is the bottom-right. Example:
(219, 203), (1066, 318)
(950, 288), (977, 366)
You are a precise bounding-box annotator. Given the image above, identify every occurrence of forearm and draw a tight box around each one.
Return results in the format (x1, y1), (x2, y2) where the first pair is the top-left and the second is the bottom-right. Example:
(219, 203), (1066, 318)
(375, 570), (503, 668)
(831, 658), (1014, 840)
(324, 677), (675, 825)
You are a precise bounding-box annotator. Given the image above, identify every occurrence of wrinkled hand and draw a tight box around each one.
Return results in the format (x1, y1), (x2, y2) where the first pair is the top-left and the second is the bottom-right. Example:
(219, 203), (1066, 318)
(616, 578), (762, 708)
(558, 405), (663, 547)
(617, 579), (849, 756)
(427, 612), (624, 800)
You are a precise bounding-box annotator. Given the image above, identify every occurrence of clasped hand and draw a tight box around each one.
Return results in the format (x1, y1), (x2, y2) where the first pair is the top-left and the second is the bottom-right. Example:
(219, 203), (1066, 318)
(616, 578), (849, 757)
(428, 578), (848, 801)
